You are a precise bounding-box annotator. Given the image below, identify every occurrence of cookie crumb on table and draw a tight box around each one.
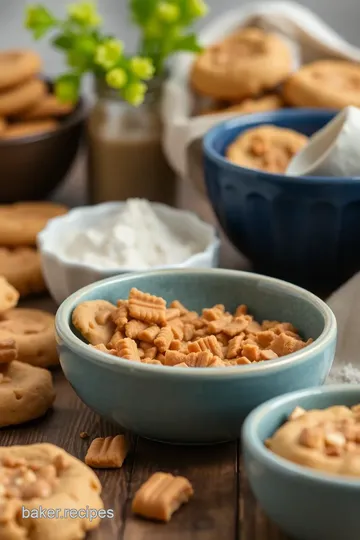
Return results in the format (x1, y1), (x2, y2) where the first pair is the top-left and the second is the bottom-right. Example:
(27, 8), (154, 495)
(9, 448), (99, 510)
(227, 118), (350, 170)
(80, 431), (89, 439)
(132, 472), (194, 522)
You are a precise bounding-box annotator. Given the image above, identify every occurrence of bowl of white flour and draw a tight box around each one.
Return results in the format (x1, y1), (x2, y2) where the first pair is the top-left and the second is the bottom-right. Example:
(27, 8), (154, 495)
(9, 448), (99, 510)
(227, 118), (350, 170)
(38, 199), (219, 304)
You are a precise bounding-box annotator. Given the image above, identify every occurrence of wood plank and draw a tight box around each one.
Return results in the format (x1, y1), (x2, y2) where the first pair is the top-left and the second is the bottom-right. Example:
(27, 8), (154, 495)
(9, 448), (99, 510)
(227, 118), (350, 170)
(123, 438), (238, 540)
(239, 460), (290, 540)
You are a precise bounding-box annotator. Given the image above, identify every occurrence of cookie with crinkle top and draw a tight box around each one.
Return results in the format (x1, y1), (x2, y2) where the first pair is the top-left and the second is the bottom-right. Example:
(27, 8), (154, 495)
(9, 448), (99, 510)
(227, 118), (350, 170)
(190, 27), (292, 101)
(0, 442), (103, 539)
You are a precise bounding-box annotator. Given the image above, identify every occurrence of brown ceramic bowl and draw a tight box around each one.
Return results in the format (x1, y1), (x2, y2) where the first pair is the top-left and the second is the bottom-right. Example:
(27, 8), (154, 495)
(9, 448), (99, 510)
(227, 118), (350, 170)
(0, 91), (86, 203)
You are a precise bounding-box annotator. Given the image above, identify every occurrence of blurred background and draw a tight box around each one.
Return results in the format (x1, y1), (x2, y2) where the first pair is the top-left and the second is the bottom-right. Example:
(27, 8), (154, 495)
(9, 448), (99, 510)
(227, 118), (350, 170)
(1, 0), (359, 78)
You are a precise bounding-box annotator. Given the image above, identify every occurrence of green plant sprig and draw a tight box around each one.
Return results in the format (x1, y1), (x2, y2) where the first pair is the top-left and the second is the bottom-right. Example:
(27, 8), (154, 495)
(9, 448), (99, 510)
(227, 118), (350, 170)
(25, 2), (155, 105)
(130, 0), (209, 75)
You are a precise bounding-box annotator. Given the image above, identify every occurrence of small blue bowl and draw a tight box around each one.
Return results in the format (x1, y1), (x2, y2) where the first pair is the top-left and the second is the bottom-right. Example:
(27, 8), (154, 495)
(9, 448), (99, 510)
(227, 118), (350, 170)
(242, 385), (360, 540)
(203, 108), (360, 293)
(55, 269), (336, 444)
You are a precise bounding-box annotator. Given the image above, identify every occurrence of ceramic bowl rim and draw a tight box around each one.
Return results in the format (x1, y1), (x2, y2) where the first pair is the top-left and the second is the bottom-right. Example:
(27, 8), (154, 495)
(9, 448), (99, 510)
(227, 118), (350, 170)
(203, 108), (360, 184)
(38, 201), (220, 274)
(56, 268), (336, 377)
(242, 384), (360, 488)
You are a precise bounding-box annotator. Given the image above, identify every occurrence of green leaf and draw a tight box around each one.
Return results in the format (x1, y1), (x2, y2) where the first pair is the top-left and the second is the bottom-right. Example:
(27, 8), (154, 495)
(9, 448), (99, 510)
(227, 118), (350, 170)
(173, 32), (203, 53)
(67, 1), (102, 27)
(129, 0), (157, 25)
(55, 73), (81, 103)
(52, 34), (74, 50)
(24, 4), (57, 38)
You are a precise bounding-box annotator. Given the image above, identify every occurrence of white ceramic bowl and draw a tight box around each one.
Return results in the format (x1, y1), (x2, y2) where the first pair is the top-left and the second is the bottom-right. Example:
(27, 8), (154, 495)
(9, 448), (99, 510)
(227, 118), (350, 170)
(38, 202), (220, 305)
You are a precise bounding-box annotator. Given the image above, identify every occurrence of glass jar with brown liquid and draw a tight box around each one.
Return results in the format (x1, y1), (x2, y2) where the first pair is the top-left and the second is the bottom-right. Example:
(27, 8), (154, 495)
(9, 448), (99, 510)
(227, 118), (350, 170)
(87, 77), (176, 204)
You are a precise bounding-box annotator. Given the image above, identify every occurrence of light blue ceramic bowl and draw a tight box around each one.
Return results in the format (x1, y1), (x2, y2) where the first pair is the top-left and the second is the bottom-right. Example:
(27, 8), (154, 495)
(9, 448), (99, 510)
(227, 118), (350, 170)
(55, 269), (336, 444)
(242, 385), (360, 540)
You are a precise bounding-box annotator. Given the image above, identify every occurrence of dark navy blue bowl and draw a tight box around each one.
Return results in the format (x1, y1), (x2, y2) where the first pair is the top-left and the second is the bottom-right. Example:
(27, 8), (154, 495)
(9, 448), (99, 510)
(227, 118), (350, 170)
(203, 109), (360, 294)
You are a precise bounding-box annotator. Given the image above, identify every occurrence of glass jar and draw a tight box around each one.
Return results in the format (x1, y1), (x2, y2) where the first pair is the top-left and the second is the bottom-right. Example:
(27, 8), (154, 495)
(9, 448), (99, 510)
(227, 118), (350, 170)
(87, 76), (176, 204)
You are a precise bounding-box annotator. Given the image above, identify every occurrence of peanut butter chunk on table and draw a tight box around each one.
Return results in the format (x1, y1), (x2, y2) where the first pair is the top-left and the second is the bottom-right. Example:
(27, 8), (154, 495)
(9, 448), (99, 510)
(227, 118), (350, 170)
(132, 471), (194, 522)
(85, 435), (129, 468)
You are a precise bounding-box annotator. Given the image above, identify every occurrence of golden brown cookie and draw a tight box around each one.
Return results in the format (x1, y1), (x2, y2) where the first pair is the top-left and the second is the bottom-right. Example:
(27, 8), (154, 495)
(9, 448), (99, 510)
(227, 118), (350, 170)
(0, 361), (55, 426)
(0, 202), (67, 246)
(21, 94), (74, 120)
(1, 119), (58, 140)
(0, 247), (46, 296)
(0, 308), (58, 367)
(72, 300), (117, 346)
(283, 60), (360, 109)
(190, 27), (292, 100)
(0, 338), (18, 364)
(0, 78), (47, 116)
(0, 276), (19, 312)
(226, 125), (308, 173)
(0, 443), (103, 539)
(0, 116), (6, 135)
(0, 49), (42, 90)
(266, 405), (360, 477)
(198, 94), (283, 116)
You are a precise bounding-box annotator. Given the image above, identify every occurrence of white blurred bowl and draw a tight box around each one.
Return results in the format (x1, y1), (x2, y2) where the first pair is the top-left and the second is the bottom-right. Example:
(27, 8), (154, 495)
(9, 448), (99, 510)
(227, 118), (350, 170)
(38, 201), (220, 305)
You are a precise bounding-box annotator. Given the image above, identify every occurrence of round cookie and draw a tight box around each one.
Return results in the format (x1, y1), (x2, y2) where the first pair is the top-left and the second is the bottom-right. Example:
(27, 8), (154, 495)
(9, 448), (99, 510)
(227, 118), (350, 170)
(0, 360), (55, 426)
(0, 117), (6, 135)
(223, 94), (283, 114)
(0, 78), (47, 116)
(0, 247), (46, 296)
(226, 125), (308, 173)
(0, 49), (42, 90)
(200, 94), (283, 116)
(190, 27), (292, 100)
(0, 308), (58, 367)
(1, 119), (58, 140)
(283, 60), (360, 109)
(0, 202), (67, 246)
(0, 442), (103, 539)
(0, 276), (19, 312)
(72, 300), (117, 346)
(21, 94), (74, 120)
(0, 338), (18, 364)
(267, 405), (360, 477)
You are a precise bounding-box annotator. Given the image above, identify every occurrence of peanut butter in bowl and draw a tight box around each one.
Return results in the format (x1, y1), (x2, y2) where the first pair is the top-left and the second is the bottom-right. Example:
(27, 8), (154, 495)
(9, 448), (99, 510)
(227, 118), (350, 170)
(266, 404), (360, 478)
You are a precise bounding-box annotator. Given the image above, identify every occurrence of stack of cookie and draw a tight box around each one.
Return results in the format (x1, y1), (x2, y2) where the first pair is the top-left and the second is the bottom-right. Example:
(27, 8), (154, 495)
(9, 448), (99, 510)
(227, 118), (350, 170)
(0, 201), (67, 297)
(0, 275), (57, 427)
(191, 27), (360, 115)
(0, 49), (74, 140)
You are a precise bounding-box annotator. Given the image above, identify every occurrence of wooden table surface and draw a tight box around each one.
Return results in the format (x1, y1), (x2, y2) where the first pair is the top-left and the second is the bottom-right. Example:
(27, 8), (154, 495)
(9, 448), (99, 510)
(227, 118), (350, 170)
(1, 161), (289, 540)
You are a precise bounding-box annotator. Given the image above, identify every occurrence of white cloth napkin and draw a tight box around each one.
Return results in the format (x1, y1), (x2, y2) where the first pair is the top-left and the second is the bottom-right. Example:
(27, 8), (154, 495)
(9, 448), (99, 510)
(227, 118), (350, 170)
(162, 0), (360, 179)
(326, 272), (360, 382)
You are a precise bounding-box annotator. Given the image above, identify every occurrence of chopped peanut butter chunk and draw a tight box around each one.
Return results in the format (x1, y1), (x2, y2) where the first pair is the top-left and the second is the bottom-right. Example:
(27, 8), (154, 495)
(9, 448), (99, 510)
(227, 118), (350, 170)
(85, 435), (128, 468)
(129, 288), (166, 325)
(288, 406), (306, 421)
(125, 320), (148, 339)
(81, 289), (313, 369)
(188, 335), (223, 358)
(115, 338), (140, 361)
(154, 326), (174, 353)
(132, 472), (193, 522)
